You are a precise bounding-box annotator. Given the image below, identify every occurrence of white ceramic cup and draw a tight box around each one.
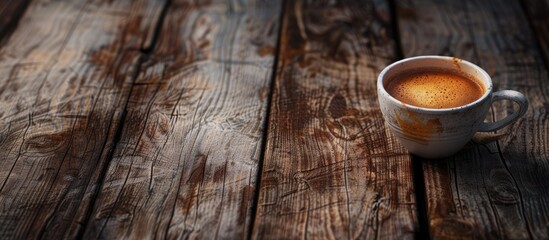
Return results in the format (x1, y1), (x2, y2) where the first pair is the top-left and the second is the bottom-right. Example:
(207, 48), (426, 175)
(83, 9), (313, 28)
(377, 56), (528, 158)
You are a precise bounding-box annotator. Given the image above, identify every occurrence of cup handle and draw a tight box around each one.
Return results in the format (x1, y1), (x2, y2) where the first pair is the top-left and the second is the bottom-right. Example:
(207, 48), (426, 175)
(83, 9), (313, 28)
(478, 90), (529, 132)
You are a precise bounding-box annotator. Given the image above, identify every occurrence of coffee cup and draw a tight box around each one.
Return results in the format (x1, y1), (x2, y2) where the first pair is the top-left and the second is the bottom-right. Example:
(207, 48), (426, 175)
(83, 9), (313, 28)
(377, 56), (528, 158)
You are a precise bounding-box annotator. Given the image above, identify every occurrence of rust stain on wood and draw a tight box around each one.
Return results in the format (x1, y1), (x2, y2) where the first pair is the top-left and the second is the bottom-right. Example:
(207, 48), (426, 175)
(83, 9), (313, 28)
(188, 154), (207, 184)
(180, 154), (207, 215)
(259, 87), (269, 102)
(281, 76), (313, 132)
(212, 165), (225, 183)
(238, 185), (254, 224)
(430, 218), (474, 239)
(257, 45), (274, 57)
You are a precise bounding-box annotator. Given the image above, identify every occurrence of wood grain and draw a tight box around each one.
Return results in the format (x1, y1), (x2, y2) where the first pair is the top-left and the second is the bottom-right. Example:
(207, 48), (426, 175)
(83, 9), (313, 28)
(0, 0), (166, 238)
(0, 0), (31, 42)
(82, 0), (281, 239)
(522, 0), (549, 64)
(252, 0), (417, 239)
(397, 0), (549, 238)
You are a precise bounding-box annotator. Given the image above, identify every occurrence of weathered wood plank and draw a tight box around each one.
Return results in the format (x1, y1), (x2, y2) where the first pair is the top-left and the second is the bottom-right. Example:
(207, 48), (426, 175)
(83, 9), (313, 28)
(0, 0), (166, 238)
(82, 0), (281, 239)
(522, 0), (549, 64)
(252, 0), (417, 239)
(0, 0), (31, 42)
(397, 0), (549, 238)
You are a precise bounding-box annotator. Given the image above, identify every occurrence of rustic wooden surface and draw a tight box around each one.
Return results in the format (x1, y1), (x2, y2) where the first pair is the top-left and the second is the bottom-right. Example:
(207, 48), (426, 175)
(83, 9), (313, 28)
(522, 0), (549, 64)
(251, 1), (416, 239)
(82, 0), (281, 239)
(0, 0), (166, 238)
(397, 0), (549, 239)
(0, 0), (548, 239)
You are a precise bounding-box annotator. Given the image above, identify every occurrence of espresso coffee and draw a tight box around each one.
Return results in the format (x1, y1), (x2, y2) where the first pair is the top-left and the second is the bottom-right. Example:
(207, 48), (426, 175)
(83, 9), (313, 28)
(385, 69), (485, 109)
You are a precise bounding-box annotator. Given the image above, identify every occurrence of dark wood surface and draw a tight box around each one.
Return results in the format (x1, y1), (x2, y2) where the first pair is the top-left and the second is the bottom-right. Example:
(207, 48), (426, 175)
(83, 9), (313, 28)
(0, 0), (30, 42)
(397, 0), (549, 238)
(0, 0), (547, 239)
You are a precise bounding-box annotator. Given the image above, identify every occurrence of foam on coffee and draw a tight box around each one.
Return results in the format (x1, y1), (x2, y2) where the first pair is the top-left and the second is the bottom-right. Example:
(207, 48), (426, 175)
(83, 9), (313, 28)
(386, 68), (485, 109)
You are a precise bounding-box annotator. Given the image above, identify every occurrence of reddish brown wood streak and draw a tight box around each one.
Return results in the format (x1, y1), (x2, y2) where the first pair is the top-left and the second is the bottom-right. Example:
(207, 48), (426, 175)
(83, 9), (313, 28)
(238, 185), (254, 224)
(212, 165), (226, 183)
(180, 154), (207, 215)
(257, 45), (275, 57)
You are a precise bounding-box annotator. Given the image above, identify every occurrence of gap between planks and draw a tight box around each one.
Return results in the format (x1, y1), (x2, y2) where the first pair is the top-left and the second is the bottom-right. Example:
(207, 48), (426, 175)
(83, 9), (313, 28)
(387, 0), (431, 238)
(246, 1), (287, 239)
(75, 0), (173, 238)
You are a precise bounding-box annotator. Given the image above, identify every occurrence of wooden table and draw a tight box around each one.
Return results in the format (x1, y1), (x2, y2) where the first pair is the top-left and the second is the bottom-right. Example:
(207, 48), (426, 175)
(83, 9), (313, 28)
(0, 0), (548, 239)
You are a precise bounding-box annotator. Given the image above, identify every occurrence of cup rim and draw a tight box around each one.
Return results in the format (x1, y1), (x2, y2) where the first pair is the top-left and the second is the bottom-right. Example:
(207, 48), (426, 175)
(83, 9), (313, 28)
(377, 55), (493, 112)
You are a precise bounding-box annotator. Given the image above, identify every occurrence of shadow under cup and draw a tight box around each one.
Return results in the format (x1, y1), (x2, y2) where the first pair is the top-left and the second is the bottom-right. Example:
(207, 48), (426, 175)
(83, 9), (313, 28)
(377, 56), (527, 159)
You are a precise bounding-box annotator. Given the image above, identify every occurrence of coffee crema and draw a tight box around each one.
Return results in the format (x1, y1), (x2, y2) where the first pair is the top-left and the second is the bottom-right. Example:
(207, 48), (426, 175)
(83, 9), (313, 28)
(385, 69), (485, 109)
